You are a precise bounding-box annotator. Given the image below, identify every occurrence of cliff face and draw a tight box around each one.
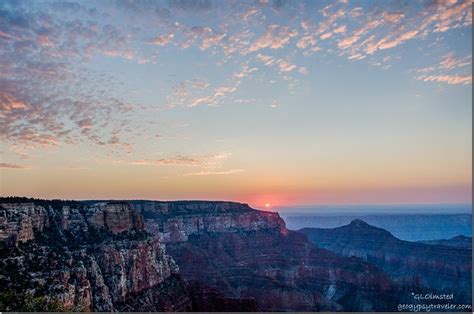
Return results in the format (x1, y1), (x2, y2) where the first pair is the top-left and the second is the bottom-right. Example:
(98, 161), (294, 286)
(132, 201), (287, 243)
(0, 202), (144, 244)
(0, 203), (50, 244)
(138, 201), (401, 311)
(88, 203), (145, 234)
(0, 200), (188, 312)
(299, 219), (472, 305)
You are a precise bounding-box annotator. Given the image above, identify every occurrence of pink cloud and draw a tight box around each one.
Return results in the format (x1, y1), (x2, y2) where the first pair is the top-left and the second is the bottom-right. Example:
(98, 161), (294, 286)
(277, 60), (297, 72)
(0, 92), (28, 112)
(317, 8), (346, 35)
(256, 54), (304, 74)
(184, 169), (244, 176)
(187, 83), (238, 107)
(335, 1), (470, 62)
(416, 74), (472, 85)
(99, 48), (135, 60)
(12, 129), (59, 148)
(149, 33), (175, 46)
(333, 25), (347, 34)
(414, 52), (471, 86)
(256, 53), (276, 66)
(235, 65), (258, 79)
(241, 8), (258, 21)
(440, 53), (471, 70)
(377, 30), (419, 50)
(296, 35), (317, 49)
(0, 162), (30, 169)
(249, 24), (298, 52)
(132, 153), (231, 168)
(320, 32), (333, 40)
(416, 66), (437, 73)
(419, 0), (472, 33)
(199, 32), (227, 50)
(337, 20), (381, 49)
(382, 12), (405, 24)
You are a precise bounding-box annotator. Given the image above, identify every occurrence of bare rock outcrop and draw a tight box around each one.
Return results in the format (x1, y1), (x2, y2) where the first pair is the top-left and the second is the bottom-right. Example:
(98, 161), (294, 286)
(88, 202), (144, 234)
(132, 201), (287, 243)
(0, 203), (49, 244)
(0, 199), (185, 312)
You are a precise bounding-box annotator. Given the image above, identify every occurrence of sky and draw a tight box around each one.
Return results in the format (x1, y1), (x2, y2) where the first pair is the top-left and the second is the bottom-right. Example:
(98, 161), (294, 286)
(0, 0), (472, 209)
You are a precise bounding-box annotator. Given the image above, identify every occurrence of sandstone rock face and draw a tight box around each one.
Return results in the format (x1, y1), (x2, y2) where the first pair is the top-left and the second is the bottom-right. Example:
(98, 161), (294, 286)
(133, 201), (287, 243)
(47, 262), (94, 311)
(0, 199), (184, 312)
(88, 202), (145, 234)
(60, 205), (88, 233)
(95, 238), (177, 303)
(0, 203), (49, 244)
(299, 219), (472, 305)
(138, 200), (402, 311)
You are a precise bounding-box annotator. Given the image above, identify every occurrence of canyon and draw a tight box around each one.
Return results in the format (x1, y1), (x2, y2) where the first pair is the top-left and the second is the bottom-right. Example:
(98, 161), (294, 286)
(0, 198), (471, 311)
(132, 200), (402, 311)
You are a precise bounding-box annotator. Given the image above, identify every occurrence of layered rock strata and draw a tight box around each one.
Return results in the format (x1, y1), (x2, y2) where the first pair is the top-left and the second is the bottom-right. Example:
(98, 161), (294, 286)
(137, 201), (403, 311)
(0, 199), (186, 311)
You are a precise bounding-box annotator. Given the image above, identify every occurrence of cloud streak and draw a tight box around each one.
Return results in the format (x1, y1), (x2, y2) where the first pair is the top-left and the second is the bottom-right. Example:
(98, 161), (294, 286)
(249, 24), (298, 52)
(132, 153), (231, 168)
(183, 169), (244, 176)
(0, 162), (30, 169)
(414, 52), (472, 86)
(416, 74), (472, 86)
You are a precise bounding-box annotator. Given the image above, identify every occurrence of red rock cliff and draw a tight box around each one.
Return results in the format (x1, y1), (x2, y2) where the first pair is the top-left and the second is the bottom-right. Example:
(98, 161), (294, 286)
(135, 200), (401, 311)
(88, 202), (144, 233)
(0, 200), (186, 312)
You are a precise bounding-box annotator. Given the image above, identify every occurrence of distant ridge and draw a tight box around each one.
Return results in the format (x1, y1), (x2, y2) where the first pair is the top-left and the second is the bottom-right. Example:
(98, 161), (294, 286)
(417, 235), (472, 249)
(283, 212), (472, 241)
(298, 219), (472, 305)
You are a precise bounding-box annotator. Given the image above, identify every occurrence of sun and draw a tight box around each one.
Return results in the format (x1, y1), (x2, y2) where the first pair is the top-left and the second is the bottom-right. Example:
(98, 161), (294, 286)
(265, 203), (271, 208)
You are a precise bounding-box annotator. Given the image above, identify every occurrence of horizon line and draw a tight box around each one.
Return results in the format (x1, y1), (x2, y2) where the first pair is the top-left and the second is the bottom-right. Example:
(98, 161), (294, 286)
(0, 195), (471, 207)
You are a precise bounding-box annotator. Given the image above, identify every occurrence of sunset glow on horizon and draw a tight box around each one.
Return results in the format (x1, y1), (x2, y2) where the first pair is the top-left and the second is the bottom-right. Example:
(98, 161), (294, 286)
(0, 0), (472, 207)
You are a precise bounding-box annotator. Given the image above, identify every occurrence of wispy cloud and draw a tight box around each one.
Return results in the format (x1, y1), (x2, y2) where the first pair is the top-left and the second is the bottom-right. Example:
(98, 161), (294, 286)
(416, 74), (472, 86)
(183, 169), (244, 176)
(334, 0), (471, 60)
(256, 53), (307, 74)
(132, 153), (231, 168)
(149, 33), (175, 46)
(249, 24), (298, 52)
(414, 52), (471, 86)
(187, 83), (239, 107)
(439, 53), (472, 70)
(0, 162), (30, 169)
(166, 63), (253, 108)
